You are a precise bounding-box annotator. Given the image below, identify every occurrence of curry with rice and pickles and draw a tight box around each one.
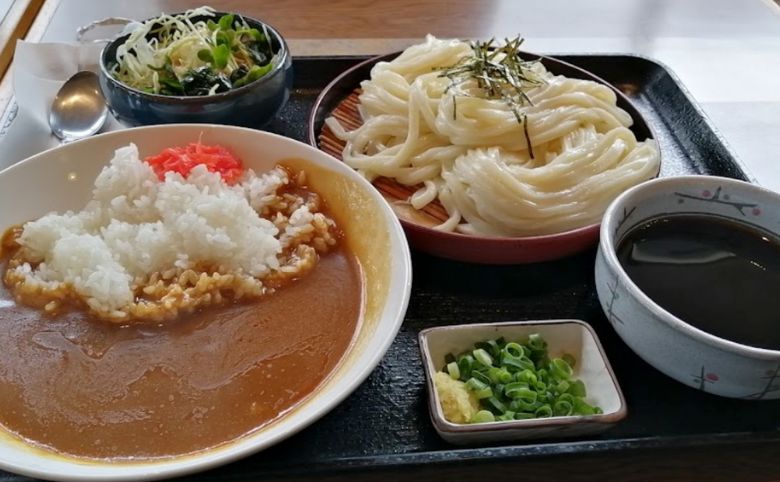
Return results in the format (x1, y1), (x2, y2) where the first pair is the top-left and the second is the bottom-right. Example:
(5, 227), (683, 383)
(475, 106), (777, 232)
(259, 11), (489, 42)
(0, 142), (363, 459)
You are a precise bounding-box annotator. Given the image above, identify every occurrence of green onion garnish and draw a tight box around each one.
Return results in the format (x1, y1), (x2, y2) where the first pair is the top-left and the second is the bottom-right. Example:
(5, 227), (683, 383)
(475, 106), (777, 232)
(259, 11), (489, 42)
(465, 377), (488, 392)
(473, 348), (493, 367)
(471, 410), (496, 423)
(446, 361), (460, 380)
(496, 410), (516, 422)
(445, 333), (600, 424)
(457, 354), (474, 379)
(569, 379), (586, 397)
(484, 396), (507, 414)
(503, 342), (524, 358)
(474, 387), (493, 400)
(535, 404), (553, 418)
(551, 358), (574, 379)
(528, 333), (546, 351)
(554, 399), (574, 416)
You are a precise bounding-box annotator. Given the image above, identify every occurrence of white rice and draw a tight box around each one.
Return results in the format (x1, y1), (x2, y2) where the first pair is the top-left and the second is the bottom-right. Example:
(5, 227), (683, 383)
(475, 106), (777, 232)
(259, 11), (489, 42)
(8, 143), (327, 318)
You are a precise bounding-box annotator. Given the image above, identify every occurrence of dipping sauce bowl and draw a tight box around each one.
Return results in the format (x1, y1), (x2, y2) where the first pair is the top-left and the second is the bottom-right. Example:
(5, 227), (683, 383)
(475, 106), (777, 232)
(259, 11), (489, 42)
(596, 175), (780, 399)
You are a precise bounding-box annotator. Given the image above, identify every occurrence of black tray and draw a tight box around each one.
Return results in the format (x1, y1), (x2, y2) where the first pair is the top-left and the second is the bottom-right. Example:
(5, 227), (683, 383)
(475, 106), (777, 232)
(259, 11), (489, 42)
(4, 56), (779, 482)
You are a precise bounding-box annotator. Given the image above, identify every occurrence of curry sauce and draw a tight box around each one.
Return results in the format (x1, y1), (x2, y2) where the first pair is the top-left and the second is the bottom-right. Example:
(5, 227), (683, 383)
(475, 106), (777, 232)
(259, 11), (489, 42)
(0, 247), (362, 459)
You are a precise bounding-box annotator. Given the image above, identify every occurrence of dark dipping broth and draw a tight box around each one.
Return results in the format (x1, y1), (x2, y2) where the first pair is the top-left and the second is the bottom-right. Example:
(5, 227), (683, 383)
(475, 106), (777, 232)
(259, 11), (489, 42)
(617, 214), (780, 351)
(0, 246), (362, 459)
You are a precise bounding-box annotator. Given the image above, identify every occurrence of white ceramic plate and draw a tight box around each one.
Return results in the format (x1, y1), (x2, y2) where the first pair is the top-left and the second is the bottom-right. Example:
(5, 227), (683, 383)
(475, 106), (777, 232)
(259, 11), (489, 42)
(0, 124), (412, 481)
(419, 320), (626, 445)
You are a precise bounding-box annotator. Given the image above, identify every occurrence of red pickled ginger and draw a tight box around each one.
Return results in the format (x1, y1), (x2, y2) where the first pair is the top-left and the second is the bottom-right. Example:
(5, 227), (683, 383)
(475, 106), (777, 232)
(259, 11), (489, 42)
(145, 143), (245, 184)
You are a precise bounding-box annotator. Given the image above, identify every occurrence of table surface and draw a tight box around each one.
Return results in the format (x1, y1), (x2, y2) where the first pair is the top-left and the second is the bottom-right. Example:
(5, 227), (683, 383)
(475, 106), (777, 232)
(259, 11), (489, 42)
(19, 0), (780, 192)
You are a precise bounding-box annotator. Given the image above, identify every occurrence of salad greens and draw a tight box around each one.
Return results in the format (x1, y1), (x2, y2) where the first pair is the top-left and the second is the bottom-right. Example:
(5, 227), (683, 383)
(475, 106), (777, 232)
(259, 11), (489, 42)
(111, 6), (277, 96)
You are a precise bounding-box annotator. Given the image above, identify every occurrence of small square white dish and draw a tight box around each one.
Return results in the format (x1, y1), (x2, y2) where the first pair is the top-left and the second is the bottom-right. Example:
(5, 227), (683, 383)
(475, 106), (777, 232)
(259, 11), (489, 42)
(418, 319), (627, 445)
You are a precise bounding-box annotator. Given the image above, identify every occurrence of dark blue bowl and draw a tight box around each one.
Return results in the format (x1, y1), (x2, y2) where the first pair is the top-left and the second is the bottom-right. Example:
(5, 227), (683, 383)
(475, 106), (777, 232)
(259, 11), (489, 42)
(99, 13), (293, 128)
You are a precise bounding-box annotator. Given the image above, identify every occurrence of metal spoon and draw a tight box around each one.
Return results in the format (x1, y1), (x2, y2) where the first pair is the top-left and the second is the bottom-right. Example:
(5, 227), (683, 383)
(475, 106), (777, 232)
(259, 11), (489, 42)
(49, 71), (108, 142)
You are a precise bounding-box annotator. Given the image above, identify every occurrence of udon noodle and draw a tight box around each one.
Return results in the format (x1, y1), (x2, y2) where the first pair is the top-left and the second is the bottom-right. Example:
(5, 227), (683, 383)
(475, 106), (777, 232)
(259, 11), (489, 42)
(326, 36), (660, 236)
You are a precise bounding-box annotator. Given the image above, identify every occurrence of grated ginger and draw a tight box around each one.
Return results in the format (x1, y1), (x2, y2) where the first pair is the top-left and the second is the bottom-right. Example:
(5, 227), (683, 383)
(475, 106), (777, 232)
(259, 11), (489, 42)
(433, 371), (480, 424)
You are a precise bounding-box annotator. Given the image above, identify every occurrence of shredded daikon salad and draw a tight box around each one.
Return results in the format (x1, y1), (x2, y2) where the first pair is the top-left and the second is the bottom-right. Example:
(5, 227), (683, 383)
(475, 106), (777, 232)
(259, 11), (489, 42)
(111, 6), (278, 96)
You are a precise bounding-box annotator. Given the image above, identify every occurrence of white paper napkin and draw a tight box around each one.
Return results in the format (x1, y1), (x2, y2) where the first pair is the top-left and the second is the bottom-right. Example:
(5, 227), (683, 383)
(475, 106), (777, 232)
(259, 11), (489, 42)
(0, 40), (125, 171)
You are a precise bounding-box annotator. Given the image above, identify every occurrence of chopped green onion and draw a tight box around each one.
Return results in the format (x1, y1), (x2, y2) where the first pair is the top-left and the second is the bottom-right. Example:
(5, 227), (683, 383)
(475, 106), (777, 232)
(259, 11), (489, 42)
(569, 379), (586, 397)
(510, 399), (539, 412)
(518, 356), (535, 371)
(465, 377), (488, 392)
(558, 393), (575, 405)
(496, 411), (515, 421)
(493, 383), (505, 397)
(439, 334), (599, 424)
(505, 384), (537, 404)
(502, 355), (529, 372)
(466, 377), (493, 399)
(504, 381), (528, 393)
(516, 369), (537, 385)
(485, 367), (512, 384)
(503, 342), (524, 358)
(475, 340), (501, 359)
(528, 333), (547, 351)
(535, 404), (553, 418)
(471, 370), (491, 386)
(446, 361), (460, 380)
(520, 344), (532, 357)
(486, 367), (503, 384)
(573, 398), (598, 415)
(554, 380), (570, 394)
(551, 358), (574, 379)
(472, 348), (493, 367)
(457, 355), (474, 380)
(553, 399), (574, 416)
(484, 396), (507, 414)
(474, 387), (493, 399)
(471, 410), (495, 423)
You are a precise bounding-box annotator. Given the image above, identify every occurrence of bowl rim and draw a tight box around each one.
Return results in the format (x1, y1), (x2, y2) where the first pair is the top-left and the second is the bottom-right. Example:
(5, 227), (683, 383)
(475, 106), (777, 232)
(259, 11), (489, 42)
(98, 12), (290, 103)
(599, 174), (780, 360)
(306, 49), (661, 248)
(0, 124), (413, 481)
(400, 216), (600, 244)
(418, 319), (627, 434)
